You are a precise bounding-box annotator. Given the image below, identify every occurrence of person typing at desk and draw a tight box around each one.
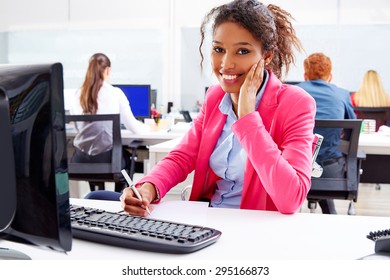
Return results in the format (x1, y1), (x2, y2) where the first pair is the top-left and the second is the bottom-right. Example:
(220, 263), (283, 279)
(118, 0), (316, 216)
(70, 53), (149, 192)
(297, 52), (356, 214)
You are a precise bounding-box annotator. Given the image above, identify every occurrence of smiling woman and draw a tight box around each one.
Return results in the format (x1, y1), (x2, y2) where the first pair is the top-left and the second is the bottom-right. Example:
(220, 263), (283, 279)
(199, 1), (303, 80)
(114, 0), (317, 217)
(210, 22), (265, 96)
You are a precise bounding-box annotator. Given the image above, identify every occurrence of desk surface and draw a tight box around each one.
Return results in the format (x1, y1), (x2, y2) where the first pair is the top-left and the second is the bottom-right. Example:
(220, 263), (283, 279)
(1, 198), (388, 260)
(358, 132), (390, 155)
(149, 132), (390, 155)
(121, 122), (190, 142)
(66, 127), (185, 147)
(149, 136), (183, 153)
(121, 129), (183, 141)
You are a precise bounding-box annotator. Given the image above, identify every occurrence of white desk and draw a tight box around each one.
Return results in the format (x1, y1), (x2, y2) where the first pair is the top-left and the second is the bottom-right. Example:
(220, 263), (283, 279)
(120, 122), (191, 145)
(66, 119), (191, 145)
(358, 133), (390, 155)
(66, 128), (184, 146)
(0, 198), (389, 261)
(148, 133), (389, 159)
(147, 133), (390, 167)
(148, 137), (183, 166)
(148, 133), (390, 187)
(148, 137), (191, 198)
(358, 132), (390, 183)
(121, 129), (184, 146)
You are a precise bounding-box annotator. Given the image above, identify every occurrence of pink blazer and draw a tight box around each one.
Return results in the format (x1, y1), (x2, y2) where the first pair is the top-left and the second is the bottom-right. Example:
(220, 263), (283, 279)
(139, 71), (316, 214)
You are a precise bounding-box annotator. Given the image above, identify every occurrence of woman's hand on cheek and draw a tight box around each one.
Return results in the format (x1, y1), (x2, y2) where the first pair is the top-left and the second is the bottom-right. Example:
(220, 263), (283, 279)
(238, 59), (264, 119)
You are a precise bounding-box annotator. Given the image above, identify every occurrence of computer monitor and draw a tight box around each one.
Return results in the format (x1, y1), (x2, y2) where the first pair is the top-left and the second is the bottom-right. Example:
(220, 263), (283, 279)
(114, 84), (151, 121)
(150, 89), (157, 108)
(0, 63), (72, 259)
(284, 81), (303, 85)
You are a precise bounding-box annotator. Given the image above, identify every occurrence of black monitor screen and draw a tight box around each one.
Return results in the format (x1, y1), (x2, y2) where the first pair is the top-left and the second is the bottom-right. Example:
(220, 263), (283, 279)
(0, 63), (72, 258)
(114, 84), (151, 120)
(284, 81), (303, 85)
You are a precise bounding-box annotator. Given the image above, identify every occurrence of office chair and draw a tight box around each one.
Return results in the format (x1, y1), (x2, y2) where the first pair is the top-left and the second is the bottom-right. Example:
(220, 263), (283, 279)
(65, 114), (140, 193)
(307, 119), (364, 215)
(353, 106), (390, 131)
(180, 110), (192, 123)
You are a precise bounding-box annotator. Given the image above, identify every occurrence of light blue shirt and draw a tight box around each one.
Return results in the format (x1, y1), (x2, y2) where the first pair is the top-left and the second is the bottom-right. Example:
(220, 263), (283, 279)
(210, 71), (269, 208)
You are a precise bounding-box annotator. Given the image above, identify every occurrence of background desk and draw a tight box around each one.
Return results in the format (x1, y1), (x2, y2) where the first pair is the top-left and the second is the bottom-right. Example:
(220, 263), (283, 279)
(66, 128), (184, 146)
(149, 133), (390, 159)
(358, 133), (390, 155)
(358, 133), (390, 183)
(65, 122), (188, 150)
(0, 198), (388, 260)
(148, 137), (183, 167)
(121, 124), (190, 145)
(149, 133), (390, 186)
(121, 128), (188, 175)
(148, 137), (190, 199)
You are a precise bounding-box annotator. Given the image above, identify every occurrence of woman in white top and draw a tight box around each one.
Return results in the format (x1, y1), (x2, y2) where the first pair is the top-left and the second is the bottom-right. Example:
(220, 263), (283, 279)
(70, 53), (149, 192)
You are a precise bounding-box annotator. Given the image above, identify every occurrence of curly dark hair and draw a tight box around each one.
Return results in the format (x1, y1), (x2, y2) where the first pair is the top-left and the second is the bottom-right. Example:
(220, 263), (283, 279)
(199, 0), (302, 79)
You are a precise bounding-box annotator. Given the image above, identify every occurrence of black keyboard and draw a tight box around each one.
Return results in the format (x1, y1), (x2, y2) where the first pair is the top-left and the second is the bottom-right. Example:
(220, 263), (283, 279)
(70, 204), (222, 254)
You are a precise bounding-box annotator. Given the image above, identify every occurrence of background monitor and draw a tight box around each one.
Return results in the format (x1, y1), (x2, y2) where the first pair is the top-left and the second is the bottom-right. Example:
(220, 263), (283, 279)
(114, 84), (151, 121)
(0, 63), (72, 259)
(284, 81), (303, 85)
(150, 89), (157, 108)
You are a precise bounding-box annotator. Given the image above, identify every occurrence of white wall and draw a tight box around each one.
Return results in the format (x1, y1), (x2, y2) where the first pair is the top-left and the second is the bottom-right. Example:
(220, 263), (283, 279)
(0, 0), (172, 109)
(1, 0), (390, 111)
(178, 0), (390, 109)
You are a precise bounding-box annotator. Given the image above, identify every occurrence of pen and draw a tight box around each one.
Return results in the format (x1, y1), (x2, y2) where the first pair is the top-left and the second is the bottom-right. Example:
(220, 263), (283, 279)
(121, 169), (151, 216)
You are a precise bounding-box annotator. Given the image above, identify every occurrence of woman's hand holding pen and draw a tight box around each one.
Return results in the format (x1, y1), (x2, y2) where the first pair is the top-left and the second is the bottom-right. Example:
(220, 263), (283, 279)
(120, 182), (156, 217)
(237, 59), (264, 119)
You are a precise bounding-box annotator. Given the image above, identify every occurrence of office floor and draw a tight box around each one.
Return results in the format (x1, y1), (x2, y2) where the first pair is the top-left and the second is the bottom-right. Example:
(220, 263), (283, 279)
(70, 178), (390, 217)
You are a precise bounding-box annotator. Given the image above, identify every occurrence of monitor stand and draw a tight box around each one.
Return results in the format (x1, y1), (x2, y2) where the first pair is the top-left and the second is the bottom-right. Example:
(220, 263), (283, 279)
(0, 247), (31, 260)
